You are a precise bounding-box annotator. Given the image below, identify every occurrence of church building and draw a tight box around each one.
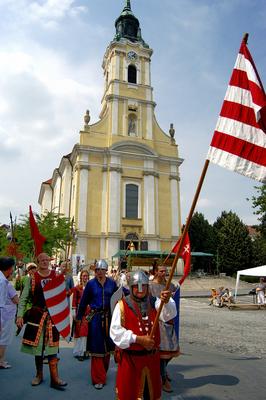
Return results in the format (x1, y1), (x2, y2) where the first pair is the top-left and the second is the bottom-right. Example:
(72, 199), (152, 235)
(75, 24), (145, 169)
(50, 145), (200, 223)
(38, 1), (184, 265)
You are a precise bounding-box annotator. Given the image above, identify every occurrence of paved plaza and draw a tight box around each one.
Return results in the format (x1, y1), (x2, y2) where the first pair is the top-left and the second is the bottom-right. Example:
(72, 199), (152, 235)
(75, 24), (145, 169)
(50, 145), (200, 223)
(1, 326), (265, 400)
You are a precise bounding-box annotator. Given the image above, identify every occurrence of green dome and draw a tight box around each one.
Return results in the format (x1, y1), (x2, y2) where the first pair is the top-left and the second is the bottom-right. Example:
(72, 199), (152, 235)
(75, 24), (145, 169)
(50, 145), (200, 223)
(114, 1), (149, 48)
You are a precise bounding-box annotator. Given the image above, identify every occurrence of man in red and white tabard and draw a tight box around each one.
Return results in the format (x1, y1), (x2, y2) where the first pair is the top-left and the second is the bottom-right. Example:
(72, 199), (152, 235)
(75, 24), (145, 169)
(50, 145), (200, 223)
(110, 270), (177, 400)
(16, 253), (67, 390)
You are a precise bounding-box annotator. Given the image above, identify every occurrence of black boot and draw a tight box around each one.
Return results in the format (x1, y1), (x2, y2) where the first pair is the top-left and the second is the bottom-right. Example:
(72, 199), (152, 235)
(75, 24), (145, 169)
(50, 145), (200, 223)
(31, 356), (43, 386)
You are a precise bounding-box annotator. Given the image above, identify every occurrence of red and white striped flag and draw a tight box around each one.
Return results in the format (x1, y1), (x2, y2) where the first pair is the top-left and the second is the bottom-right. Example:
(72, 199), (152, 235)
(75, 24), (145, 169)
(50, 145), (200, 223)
(42, 273), (71, 342)
(207, 35), (266, 182)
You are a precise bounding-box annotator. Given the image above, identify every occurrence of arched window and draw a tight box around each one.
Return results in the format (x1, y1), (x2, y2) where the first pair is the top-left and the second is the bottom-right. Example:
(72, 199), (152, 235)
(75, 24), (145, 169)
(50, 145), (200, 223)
(128, 114), (137, 136)
(126, 184), (138, 219)
(128, 65), (137, 84)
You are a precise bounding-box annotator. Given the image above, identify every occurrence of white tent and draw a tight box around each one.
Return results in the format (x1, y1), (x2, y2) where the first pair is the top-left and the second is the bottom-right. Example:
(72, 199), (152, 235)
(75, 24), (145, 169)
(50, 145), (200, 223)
(234, 265), (266, 298)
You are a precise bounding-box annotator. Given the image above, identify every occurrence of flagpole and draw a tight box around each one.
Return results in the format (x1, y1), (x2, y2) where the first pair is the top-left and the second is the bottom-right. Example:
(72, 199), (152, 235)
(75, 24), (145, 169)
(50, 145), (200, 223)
(150, 159), (210, 338)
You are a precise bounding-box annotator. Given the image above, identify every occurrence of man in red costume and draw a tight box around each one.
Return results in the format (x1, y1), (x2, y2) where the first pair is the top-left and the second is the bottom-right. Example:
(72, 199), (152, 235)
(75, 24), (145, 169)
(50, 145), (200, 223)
(110, 270), (176, 400)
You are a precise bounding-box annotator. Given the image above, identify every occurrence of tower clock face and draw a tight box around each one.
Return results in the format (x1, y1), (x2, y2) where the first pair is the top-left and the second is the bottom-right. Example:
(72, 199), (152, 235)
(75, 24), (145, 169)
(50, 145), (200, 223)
(127, 51), (137, 61)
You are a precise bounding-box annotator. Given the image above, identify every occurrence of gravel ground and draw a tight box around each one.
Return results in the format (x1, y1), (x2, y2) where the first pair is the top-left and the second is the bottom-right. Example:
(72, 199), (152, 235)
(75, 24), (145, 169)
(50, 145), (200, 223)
(179, 297), (266, 359)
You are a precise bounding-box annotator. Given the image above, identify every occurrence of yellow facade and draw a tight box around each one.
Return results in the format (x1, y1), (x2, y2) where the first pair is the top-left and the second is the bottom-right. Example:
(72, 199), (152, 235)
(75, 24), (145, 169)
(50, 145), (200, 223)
(38, 2), (183, 265)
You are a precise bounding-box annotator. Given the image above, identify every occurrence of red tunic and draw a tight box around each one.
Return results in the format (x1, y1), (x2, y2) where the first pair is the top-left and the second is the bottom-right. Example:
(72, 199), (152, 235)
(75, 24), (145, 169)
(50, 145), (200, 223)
(72, 285), (89, 338)
(116, 298), (161, 400)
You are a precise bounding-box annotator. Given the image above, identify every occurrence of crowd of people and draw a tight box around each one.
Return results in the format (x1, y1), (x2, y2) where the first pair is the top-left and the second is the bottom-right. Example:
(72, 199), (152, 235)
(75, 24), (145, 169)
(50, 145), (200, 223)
(209, 286), (235, 307)
(0, 254), (181, 399)
(209, 278), (266, 308)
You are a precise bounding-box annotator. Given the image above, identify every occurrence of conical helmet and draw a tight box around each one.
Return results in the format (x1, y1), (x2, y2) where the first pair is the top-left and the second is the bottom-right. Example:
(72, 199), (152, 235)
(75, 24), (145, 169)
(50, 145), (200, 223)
(128, 270), (149, 292)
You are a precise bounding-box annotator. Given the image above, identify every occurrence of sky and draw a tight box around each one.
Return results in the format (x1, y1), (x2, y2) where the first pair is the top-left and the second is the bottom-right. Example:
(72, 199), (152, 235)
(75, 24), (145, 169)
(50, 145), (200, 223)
(0, 0), (265, 228)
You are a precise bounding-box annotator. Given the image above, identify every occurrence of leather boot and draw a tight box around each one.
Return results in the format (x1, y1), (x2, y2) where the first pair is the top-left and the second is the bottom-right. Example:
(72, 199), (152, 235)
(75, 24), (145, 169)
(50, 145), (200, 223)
(48, 357), (67, 390)
(31, 356), (43, 386)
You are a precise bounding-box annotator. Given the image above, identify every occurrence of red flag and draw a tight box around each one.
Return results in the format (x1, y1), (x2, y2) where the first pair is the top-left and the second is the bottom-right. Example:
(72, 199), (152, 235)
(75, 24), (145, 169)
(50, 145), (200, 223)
(172, 232), (191, 285)
(207, 36), (266, 182)
(42, 273), (71, 342)
(29, 206), (46, 256)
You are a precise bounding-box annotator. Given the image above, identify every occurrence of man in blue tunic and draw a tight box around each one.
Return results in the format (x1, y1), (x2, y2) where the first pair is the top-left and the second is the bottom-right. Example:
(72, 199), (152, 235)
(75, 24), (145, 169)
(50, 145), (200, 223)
(77, 259), (118, 389)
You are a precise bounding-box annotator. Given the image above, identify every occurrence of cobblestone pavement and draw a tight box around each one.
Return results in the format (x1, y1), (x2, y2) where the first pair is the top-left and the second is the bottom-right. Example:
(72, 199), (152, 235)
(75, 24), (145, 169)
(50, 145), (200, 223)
(179, 297), (266, 359)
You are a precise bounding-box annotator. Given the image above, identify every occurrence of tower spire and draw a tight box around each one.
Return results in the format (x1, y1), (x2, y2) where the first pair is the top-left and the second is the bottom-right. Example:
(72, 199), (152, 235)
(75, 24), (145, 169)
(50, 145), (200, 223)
(114, 0), (149, 47)
(124, 0), (131, 11)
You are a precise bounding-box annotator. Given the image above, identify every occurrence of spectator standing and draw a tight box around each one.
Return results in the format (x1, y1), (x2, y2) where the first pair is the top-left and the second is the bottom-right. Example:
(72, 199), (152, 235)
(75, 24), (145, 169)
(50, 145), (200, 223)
(0, 257), (15, 369)
(256, 277), (266, 305)
(60, 261), (74, 304)
(72, 270), (90, 360)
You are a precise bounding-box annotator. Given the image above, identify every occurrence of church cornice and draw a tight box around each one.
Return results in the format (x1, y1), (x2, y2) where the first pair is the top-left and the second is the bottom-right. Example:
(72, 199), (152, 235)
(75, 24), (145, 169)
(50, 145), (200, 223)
(74, 163), (91, 172)
(102, 40), (153, 68)
(103, 93), (156, 108)
(143, 171), (159, 178)
(169, 174), (181, 181)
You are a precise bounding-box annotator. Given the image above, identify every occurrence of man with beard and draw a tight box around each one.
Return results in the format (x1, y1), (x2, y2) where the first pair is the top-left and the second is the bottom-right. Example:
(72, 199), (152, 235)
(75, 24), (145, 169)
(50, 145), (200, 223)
(110, 270), (177, 400)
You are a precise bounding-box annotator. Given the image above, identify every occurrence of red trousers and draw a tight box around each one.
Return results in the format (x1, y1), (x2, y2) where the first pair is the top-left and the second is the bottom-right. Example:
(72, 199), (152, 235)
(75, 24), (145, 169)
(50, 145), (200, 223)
(91, 354), (110, 384)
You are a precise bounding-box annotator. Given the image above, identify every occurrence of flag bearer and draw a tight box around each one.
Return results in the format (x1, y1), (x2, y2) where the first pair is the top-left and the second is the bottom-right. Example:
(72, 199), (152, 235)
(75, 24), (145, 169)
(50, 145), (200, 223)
(110, 270), (177, 400)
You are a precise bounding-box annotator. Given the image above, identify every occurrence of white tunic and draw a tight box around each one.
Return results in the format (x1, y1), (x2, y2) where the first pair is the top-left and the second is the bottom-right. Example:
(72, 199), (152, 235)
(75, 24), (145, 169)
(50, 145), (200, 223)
(110, 297), (177, 349)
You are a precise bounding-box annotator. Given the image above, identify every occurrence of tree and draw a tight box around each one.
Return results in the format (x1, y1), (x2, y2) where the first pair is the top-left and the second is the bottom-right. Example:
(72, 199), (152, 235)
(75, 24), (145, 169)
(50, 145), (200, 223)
(250, 184), (266, 237)
(251, 236), (266, 268)
(0, 211), (76, 261)
(213, 211), (252, 276)
(188, 212), (216, 272)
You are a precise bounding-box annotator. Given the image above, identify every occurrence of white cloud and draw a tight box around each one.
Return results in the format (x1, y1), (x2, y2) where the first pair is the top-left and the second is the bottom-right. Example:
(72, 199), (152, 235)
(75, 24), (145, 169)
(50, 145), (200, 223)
(0, 0), (264, 227)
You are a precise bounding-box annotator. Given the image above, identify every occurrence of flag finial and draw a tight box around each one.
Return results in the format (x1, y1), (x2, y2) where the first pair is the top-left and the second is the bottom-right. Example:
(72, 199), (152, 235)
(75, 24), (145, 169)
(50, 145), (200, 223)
(243, 32), (249, 44)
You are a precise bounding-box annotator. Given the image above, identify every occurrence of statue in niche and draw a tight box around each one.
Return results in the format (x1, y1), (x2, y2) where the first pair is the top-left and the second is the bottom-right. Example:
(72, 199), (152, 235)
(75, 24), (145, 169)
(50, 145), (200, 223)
(128, 116), (137, 136)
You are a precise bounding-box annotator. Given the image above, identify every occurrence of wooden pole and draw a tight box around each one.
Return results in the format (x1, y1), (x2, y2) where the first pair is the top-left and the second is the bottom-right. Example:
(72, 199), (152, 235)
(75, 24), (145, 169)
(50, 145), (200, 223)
(150, 159), (210, 338)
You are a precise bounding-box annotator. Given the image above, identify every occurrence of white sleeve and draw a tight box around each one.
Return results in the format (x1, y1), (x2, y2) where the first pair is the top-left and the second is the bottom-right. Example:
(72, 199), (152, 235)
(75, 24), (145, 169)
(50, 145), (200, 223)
(155, 297), (177, 322)
(110, 303), (137, 349)
(0, 280), (7, 308)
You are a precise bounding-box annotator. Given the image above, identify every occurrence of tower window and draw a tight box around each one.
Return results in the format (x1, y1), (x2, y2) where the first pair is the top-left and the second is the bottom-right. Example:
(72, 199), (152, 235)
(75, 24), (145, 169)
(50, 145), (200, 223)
(126, 184), (138, 219)
(128, 65), (137, 84)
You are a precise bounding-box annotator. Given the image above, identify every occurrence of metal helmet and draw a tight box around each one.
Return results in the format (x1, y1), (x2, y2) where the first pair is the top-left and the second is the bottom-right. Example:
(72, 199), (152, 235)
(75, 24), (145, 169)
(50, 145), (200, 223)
(96, 259), (108, 270)
(128, 270), (149, 292)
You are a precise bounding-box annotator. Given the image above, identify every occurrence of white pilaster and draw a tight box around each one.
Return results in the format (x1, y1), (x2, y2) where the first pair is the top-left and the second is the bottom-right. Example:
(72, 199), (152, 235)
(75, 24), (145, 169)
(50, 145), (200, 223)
(144, 59), (150, 86)
(146, 104), (153, 140)
(78, 167), (89, 231)
(170, 164), (180, 237)
(101, 166), (108, 233)
(143, 174), (155, 235)
(76, 236), (87, 259)
(108, 156), (121, 233)
(115, 53), (120, 80)
(106, 237), (120, 263)
(147, 239), (159, 251)
(112, 98), (118, 135)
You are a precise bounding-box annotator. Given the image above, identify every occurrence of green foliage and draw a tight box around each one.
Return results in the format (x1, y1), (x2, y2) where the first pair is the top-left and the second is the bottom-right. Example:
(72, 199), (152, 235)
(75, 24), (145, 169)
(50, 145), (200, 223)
(0, 226), (9, 254)
(0, 211), (76, 260)
(213, 211), (252, 275)
(250, 236), (266, 267)
(189, 212), (216, 272)
(250, 184), (266, 237)
(189, 212), (216, 253)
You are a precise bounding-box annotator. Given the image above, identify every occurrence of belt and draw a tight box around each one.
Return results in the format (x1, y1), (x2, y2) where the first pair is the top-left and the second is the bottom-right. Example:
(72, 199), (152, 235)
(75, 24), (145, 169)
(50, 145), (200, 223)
(124, 349), (158, 356)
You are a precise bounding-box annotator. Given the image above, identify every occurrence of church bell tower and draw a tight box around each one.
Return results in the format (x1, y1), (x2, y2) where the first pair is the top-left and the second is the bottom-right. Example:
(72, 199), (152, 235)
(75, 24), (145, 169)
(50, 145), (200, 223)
(39, 1), (183, 265)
